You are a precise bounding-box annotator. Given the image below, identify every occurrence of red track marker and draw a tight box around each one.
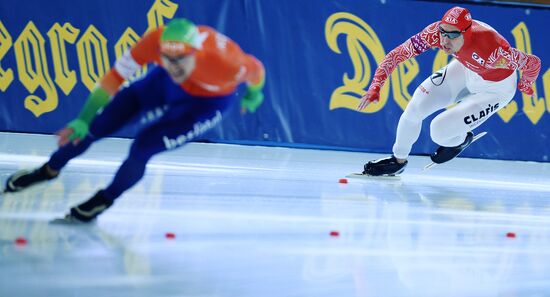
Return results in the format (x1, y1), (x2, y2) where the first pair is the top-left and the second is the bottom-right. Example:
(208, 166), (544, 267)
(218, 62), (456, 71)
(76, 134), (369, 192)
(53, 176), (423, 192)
(14, 237), (27, 245)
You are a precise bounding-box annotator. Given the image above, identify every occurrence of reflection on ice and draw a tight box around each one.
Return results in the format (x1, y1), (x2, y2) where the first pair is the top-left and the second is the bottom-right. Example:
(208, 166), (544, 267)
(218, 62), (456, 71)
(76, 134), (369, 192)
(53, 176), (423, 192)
(1, 132), (549, 297)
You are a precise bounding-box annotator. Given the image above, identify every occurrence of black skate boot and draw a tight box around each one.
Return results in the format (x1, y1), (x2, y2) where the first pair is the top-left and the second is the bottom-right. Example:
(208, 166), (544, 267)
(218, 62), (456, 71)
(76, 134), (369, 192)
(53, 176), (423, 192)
(4, 163), (58, 193)
(430, 132), (474, 164)
(363, 155), (408, 176)
(63, 190), (114, 223)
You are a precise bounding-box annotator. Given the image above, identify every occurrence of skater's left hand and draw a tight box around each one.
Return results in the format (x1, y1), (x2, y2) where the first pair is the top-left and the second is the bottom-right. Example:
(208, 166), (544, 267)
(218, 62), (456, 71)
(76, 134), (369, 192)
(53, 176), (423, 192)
(56, 119), (89, 147)
(240, 86), (264, 114)
(518, 79), (535, 96)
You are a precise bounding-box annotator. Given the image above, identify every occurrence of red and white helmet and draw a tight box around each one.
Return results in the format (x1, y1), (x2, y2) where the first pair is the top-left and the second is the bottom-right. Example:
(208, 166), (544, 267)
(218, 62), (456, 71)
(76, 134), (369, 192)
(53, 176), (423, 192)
(441, 6), (472, 32)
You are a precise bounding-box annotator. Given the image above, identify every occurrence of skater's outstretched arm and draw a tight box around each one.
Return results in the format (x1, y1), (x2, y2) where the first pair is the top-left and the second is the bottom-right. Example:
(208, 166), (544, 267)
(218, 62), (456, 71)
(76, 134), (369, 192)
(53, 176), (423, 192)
(58, 29), (164, 146)
(240, 55), (265, 114)
(357, 22), (441, 110)
(485, 46), (541, 96)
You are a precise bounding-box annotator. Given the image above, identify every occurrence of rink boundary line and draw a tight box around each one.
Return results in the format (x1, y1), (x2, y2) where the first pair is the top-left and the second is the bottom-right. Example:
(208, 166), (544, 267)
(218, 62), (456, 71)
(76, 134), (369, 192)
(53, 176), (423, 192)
(403, 173), (550, 192)
(276, 246), (550, 257)
(110, 208), (550, 225)
(2, 274), (187, 288)
(2, 209), (550, 225)
(0, 154), (281, 173)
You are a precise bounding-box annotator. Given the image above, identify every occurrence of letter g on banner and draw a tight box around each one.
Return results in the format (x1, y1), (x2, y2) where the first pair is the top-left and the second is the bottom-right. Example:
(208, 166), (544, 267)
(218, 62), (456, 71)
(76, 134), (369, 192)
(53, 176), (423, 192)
(325, 12), (389, 113)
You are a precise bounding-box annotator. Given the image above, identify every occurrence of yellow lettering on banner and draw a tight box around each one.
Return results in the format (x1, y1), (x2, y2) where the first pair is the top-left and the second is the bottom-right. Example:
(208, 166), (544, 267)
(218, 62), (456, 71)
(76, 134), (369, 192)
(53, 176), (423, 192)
(391, 59), (419, 110)
(325, 12), (389, 113)
(13, 21), (58, 117)
(0, 21), (14, 92)
(47, 23), (80, 95)
(115, 28), (140, 59)
(497, 96), (518, 123)
(543, 69), (550, 112)
(115, 28), (146, 80)
(76, 25), (110, 91)
(147, 0), (178, 32)
(511, 22), (544, 124)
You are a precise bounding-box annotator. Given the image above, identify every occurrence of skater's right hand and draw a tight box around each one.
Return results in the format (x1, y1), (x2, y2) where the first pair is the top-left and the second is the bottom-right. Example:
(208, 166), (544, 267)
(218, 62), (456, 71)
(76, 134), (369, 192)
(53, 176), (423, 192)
(357, 87), (380, 110)
(57, 119), (89, 147)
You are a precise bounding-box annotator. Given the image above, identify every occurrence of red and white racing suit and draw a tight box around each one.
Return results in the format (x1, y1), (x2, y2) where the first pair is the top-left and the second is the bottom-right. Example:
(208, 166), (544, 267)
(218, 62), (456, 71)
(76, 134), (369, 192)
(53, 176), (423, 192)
(368, 20), (541, 159)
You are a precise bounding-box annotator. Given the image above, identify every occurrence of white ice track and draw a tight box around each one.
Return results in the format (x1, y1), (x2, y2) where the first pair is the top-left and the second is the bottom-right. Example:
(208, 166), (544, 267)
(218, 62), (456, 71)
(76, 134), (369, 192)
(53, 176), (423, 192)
(1, 132), (549, 297)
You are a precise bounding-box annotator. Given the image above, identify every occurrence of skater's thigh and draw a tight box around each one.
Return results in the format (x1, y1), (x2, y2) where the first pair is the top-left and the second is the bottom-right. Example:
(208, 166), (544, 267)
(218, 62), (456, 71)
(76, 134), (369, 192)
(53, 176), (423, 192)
(406, 60), (467, 120)
(90, 68), (181, 138)
(432, 92), (504, 132)
(89, 84), (141, 138)
(129, 95), (235, 161)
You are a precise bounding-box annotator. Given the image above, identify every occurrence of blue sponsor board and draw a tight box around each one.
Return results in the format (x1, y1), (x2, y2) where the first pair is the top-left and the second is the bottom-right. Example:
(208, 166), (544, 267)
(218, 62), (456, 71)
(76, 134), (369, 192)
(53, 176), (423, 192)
(0, 0), (548, 161)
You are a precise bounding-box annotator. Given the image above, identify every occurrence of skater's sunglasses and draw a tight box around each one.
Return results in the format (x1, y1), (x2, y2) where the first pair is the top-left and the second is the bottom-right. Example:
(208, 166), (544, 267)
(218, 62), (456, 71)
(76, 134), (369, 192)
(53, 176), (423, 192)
(438, 25), (470, 39)
(161, 53), (190, 64)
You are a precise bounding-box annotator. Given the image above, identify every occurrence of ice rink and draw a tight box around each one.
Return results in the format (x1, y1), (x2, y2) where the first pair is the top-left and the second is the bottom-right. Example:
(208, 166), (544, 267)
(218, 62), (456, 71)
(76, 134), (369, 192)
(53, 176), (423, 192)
(1, 132), (549, 297)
